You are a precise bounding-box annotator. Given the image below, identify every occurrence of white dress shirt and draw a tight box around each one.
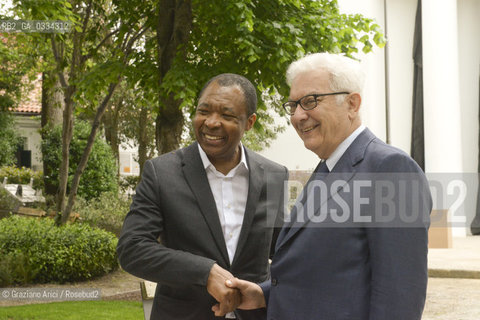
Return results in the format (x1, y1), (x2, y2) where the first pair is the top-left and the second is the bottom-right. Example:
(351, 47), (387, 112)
(198, 144), (249, 319)
(325, 125), (366, 171)
(198, 143), (249, 264)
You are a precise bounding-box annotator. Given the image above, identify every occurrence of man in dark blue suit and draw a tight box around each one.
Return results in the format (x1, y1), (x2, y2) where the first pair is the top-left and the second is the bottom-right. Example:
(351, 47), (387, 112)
(213, 53), (432, 319)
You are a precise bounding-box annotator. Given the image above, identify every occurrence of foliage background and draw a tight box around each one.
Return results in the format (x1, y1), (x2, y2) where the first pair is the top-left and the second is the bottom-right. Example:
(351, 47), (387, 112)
(0, 166), (44, 189)
(74, 191), (131, 237)
(41, 121), (119, 201)
(0, 0), (385, 223)
(0, 112), (20, 167)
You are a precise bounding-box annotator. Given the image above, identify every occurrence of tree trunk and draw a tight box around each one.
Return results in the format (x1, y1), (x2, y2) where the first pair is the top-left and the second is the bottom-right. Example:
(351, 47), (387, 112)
(41, 72), (64, 127)
(103, 98), (121, 169)
(54, 25), (82, 225)
(137, 106), (149, 175)
(155, 0), (192, 154)
(155, 95), (184, 154)
(61, 81), (119, 224)
(41, 71), (64, 197)
(55, 85), (75, 225)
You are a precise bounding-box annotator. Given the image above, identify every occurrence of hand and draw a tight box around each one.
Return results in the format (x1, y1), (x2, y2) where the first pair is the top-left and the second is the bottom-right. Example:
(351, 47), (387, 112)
(212, 277), (266, 313)
(207, 264), (241, 316)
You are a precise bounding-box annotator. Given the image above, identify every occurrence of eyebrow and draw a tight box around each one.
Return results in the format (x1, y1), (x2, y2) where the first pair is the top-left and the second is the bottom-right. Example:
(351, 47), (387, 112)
(288, 92), (320, 101)
(222, 106), (235, 113)
(197, 103), (235, 114)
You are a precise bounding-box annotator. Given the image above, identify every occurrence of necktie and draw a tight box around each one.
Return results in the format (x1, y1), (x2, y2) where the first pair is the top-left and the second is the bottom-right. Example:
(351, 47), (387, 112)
(284, 160), (328, 229)
(315, 160), (329, 173)
(277, 160), (331, 247)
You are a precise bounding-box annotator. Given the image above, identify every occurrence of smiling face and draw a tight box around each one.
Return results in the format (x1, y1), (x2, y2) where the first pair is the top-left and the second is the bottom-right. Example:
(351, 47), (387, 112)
(193, 81), (256, 171)
(289, 70), (361, 159)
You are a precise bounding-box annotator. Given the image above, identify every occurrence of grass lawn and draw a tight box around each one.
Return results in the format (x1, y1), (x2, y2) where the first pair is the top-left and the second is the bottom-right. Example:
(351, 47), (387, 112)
(0, 301), (143, 320)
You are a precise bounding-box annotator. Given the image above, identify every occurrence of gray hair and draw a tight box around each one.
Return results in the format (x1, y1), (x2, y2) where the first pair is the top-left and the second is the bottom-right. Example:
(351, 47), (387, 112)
(286, 53), (365, 104)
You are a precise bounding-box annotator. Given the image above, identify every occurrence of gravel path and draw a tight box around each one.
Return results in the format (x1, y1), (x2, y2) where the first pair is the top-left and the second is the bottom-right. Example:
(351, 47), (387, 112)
(423, 278), (480, 320)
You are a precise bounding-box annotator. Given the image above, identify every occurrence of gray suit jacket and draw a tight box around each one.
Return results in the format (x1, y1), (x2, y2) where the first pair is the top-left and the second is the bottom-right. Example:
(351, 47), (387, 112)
(261, 128), (431, 320)
(117, 142), (287, 319)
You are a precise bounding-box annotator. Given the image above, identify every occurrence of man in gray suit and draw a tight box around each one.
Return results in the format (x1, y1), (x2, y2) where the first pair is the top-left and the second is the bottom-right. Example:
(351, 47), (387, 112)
(117, 73), (288, 319)
(215, 53), (431, 319)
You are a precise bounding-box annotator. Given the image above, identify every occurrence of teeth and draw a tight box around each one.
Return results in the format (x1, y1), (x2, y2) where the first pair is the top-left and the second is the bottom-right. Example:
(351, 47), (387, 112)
(205, 134), (224, 140)
(303, 126), (316, 132)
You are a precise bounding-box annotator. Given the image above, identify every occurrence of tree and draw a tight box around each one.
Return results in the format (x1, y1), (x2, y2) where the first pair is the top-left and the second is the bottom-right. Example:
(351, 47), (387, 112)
(101, 82), (157, 176)
(103, 86), (157, 176)
(0, 31), (39, 167)
(2, 4), (67, 197)
(151, 0), (386, 156)
(42, 121), (118, 201)
(0, 112), (20, 167)
(5, 0), (384, 224)
(10, 0), (152, 224)
(41, 71), (65, 196)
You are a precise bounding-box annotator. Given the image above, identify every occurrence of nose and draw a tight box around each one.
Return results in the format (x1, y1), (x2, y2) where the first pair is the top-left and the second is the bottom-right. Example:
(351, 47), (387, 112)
(291, 104), (309, 121)
(204, 113), (221, 128)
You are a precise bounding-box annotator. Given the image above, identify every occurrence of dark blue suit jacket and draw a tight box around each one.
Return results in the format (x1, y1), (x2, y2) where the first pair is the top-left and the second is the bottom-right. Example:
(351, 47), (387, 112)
(260, 128), (431, 320)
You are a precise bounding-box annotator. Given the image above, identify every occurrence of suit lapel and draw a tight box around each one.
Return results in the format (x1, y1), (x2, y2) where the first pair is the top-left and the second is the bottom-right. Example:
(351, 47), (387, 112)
(276, 128), (376, 250)
(180, 143), (230, 266)
(231, 148), (264, 265)
(275, 162), (322, 249)
(276, 170), (355, 249)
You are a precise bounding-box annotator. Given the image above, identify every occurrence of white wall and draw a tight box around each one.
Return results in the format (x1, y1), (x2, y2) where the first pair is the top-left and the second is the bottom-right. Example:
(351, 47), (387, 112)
(336, 0), (387, 142)
(119, 151), (140, 176)
(260, 0), (479, 172)
(14, 116), (43, 172)
(260, 0), (480, 236)
(458, 0), (480, 173)
(260, 0), (391, 169)
(118, 142), (140, 175)
(384, 0), (417, 153)
(422, 0), (463, 174)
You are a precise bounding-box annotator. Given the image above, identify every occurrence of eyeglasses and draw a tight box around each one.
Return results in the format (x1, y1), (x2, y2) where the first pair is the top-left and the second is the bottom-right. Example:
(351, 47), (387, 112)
(282, 92), (350, 115)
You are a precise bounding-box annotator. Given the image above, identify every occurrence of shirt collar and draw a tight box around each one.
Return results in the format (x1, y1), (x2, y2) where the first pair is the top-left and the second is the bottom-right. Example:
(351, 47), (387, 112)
(198, 142), (249, 173)
(325, 125), (366, 171)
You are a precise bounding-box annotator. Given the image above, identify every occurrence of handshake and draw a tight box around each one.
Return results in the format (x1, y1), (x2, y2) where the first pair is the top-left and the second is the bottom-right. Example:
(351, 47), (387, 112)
(207, 264), (266, 316)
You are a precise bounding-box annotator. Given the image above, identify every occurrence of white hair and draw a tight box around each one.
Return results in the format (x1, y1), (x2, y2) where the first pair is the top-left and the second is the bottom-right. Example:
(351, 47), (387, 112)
(286, 53), (365, 104)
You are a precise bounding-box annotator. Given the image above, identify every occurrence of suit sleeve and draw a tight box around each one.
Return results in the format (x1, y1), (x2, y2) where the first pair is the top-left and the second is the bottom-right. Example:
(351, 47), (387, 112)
(259, 279), (271, 306)
(116, 160), (215, 287)
(367, 153), (431, 320)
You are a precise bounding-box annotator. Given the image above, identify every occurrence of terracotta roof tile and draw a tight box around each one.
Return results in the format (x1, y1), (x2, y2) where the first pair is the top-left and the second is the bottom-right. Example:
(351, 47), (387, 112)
(12, 74), (42, 115)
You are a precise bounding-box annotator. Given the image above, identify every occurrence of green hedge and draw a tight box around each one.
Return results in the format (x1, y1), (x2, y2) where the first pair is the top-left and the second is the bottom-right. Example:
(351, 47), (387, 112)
(74, 192), (131, 237)
(0, 216), (118, 286)
(0, 166), (44, 190)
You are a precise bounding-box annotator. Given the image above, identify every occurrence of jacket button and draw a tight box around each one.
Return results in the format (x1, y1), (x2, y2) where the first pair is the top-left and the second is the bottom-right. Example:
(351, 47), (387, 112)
(271, 278), (278, 286)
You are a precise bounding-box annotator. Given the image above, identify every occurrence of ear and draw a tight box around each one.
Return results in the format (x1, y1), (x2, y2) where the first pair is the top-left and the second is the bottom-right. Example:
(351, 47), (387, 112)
(347, 93), (361, 120)
(245, 113), (257, 131)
